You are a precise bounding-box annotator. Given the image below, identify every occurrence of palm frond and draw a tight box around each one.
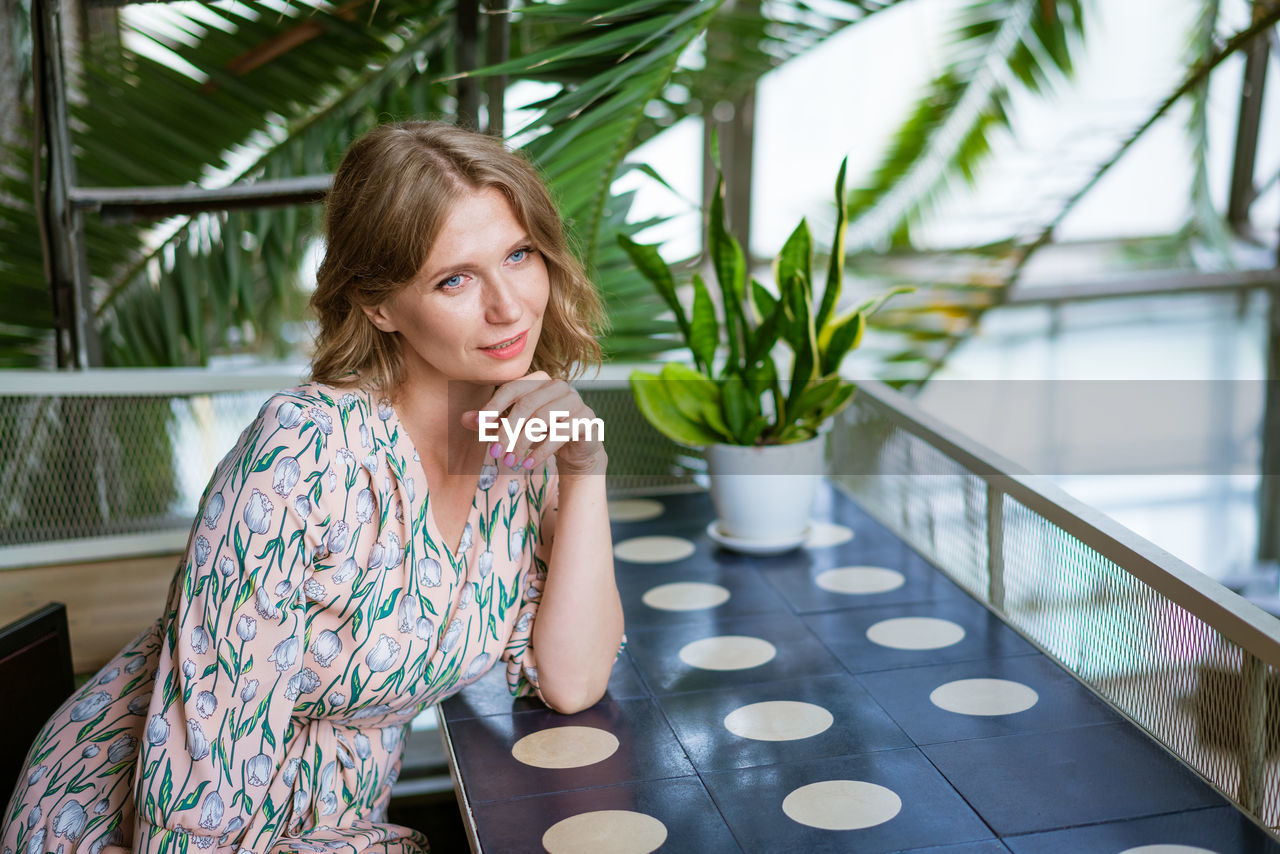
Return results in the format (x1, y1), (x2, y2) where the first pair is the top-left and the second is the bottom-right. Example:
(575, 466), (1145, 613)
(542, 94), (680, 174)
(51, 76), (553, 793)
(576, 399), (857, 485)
(866, 4), (1280, 387)
(461, 0), (726, 363)
(846, 0), (1086, 249)
(1183, 0), (1233, 264)
(0, 0), (453, 367)
(643, 0), (912, 147)
(95, 8), (459, 366)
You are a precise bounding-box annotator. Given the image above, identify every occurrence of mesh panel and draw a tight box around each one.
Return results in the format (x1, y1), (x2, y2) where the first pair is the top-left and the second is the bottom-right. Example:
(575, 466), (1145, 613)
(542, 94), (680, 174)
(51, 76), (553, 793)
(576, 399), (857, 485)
(1001, 496), (1280, 828)
(580, 385), (704, 495)
(0, 382), (697, 549)
(832, 389), (1280, 834)
(0, 390), (277, 546)
(832, 395), (989, 599)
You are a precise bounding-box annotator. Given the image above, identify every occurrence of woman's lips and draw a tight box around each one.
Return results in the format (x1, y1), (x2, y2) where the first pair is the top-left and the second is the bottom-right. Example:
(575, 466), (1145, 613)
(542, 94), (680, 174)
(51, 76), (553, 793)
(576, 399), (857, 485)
(480, 330), (527, 359)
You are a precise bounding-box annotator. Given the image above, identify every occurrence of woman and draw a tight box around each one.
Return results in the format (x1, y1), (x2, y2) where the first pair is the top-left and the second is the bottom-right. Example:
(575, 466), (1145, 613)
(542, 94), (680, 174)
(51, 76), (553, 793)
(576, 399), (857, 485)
(2, 121), (624, 854)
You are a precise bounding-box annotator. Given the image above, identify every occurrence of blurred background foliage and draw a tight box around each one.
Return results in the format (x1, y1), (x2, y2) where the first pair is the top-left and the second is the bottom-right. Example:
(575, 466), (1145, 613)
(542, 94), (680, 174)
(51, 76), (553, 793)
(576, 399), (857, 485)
(0, 0), (902, 369)
(0, 0), (1275, 379)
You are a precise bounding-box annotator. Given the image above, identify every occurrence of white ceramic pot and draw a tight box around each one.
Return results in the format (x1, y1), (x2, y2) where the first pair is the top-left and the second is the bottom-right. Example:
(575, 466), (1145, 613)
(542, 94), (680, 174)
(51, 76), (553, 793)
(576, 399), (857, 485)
(704, 434), (826, 542)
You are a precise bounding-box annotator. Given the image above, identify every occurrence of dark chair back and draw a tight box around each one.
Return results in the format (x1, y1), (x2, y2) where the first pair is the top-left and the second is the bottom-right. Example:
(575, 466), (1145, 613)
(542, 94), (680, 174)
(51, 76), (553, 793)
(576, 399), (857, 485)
(0, 603), (75, 815)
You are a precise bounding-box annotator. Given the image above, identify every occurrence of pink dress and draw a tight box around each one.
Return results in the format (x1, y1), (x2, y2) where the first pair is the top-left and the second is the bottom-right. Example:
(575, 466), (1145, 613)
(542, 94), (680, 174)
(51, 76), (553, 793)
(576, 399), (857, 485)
(2, 382), (557, 853)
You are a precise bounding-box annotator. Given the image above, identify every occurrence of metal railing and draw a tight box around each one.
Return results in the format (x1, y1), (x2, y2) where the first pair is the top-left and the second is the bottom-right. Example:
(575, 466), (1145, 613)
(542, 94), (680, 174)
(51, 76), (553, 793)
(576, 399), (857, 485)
(832, 378), (1280, 834)
(0, 368), (301, 566)
(0, 366), (696, 568)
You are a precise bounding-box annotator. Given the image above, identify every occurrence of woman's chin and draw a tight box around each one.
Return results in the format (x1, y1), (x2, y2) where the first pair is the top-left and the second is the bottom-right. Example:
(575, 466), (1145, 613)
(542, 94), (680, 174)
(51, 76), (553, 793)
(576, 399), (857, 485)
(459, 360), (534, 386)
(485, 352), (538, 380)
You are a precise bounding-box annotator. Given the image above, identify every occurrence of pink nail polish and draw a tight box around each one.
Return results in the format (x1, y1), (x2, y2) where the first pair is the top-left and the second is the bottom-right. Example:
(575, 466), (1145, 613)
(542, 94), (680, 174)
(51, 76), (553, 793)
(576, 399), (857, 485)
(522, 456), (535, 470)
(503, 452), (517, 467)
(489, 443), (503, 459)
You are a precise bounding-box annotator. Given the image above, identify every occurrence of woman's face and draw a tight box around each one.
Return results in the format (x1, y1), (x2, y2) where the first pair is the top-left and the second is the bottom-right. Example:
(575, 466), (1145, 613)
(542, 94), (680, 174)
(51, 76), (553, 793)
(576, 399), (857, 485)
(365, 186), (550, 391)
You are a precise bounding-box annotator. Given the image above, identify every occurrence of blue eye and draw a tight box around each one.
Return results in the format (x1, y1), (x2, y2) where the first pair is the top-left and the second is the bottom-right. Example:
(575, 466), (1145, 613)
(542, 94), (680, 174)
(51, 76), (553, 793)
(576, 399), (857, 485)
(509, 248), (530, 263)
(438, 274), (463, 290)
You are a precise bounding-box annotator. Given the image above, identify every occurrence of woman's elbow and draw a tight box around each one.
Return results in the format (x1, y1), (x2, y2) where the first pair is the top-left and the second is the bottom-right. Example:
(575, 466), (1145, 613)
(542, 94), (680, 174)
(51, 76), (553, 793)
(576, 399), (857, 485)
(540, 676), (607, 715)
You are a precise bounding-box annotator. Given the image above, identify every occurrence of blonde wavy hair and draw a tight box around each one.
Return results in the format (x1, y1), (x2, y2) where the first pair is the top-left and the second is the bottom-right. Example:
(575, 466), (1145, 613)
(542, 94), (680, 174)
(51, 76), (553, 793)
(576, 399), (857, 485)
(309, 121), (605, 389)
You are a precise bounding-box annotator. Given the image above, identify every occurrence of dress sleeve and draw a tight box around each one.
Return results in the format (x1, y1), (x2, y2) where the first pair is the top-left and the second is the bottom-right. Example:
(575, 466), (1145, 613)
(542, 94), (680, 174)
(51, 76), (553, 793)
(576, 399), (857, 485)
(132, 394), (333, 852)
(502, 457), (557, 702)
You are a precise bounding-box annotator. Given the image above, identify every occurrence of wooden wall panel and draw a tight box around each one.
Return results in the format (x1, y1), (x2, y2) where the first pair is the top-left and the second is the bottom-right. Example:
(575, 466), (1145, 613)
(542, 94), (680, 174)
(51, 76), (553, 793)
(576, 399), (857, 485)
(0, 553), (180, 674)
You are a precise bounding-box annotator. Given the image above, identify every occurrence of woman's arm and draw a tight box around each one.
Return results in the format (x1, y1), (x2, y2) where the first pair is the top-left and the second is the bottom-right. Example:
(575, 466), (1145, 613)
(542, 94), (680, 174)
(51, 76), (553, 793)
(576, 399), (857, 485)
(529, 452), (622, 713)
(466, 375), (623, 713)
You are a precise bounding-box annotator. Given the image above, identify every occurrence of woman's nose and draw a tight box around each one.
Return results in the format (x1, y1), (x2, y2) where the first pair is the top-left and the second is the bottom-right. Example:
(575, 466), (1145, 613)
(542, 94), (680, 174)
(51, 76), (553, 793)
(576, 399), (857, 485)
(484, 272), (522, 323)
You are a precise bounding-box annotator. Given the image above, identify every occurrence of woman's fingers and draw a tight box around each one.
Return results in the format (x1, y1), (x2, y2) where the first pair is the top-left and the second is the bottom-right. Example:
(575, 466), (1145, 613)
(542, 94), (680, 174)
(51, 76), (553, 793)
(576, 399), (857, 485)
(474, 374), (602, 470)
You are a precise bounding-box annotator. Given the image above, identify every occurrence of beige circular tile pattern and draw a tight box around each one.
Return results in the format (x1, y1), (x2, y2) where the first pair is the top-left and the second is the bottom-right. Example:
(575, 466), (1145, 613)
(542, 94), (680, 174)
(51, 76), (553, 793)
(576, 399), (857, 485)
(607, 498), (665, 522)
(814, 566), (905, 595)
(1119, 847), (1220, 854)
(929, 678), (1039, 716)
(723, 700), (834, 742)
(511, 726), (619, 769)
(805, 522), (855, 548)
(542, 810), (668, 854)
(678, 635), (777, 671)
(613, 535), (696, 564)
(866, 617), (966, 650)
(781, 780), (902, 830)
(642, 581), (731, 611)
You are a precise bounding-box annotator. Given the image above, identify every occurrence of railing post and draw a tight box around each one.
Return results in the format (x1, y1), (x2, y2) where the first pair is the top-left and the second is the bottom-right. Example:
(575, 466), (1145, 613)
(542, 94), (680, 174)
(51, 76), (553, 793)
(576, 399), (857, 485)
(455, 0), (481, 130)
(484, 0), (508, 137)
(1257, 291), (1280, 562)
(1237, 652), (1270, 814)
(1227, 0), (1270, 232)
(987, 479), (1006, 611)
(33, 0), (100, 368)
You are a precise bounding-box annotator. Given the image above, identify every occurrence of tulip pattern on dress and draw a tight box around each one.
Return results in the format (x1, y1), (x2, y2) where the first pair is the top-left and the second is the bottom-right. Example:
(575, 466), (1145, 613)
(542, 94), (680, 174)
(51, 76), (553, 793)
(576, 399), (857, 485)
(1, 383), (557, 854)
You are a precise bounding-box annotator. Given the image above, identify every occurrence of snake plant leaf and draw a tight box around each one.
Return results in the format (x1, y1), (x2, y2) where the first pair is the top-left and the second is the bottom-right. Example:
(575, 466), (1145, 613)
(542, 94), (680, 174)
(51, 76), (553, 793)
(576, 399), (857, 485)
(721, 372), (750, 440)
(746, 293), (785, 366)
(816, 157), (849, 333)
(741, 414), (770, 446)
(743, 355), (778, 402)
(814, 383), (857, 423)
(750, 278), (777, 324)
(819, 310), (865, 376)
(689, 273), (719, 375)
(772, 423), (812, 444)
(775, 271), (799, 347)
(629, 370), (723, 447)
(776, 218), (812, 302)
(617, 234), (692, 350)
(852, 284), (916, 318)
(780, 271), (817, 355)
(659, 362), (732, 440)
(783, 279), (819, 417)
(709, 174), (745, 373)
(787, 375), (842, 423)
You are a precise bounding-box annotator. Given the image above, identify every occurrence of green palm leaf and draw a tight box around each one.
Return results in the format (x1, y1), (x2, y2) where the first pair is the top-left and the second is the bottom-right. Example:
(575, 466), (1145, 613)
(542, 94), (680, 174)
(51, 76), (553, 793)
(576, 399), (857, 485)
(2, 0), (457, 367)
(846, 0), (1086, 249)
(863, 5), (1280, 388)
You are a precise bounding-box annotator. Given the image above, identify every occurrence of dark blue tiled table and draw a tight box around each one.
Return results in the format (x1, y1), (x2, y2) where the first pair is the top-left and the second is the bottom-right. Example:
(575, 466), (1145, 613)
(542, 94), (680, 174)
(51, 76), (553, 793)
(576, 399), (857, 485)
(438, 484), (1280, 853)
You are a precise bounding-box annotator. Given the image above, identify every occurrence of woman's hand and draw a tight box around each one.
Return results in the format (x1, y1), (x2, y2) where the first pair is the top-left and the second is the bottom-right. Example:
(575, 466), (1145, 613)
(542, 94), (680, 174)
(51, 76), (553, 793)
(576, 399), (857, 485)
(462, 371), (606, 476)
(462, 371), (620, 713)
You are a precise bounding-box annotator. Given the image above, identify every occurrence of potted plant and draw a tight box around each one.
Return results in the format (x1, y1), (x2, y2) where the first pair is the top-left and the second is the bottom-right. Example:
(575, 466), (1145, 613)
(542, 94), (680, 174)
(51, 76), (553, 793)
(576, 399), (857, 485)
(621, 159), (909, 552)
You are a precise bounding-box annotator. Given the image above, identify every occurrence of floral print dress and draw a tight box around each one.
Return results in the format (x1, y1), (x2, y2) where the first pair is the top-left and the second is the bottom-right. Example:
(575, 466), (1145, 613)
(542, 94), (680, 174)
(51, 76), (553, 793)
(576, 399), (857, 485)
(2, 382), (557, 854)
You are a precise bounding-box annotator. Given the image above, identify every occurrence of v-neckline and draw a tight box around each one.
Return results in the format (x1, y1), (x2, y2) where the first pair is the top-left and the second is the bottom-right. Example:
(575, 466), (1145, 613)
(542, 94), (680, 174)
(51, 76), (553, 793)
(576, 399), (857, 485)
(385, 394), (484, 562)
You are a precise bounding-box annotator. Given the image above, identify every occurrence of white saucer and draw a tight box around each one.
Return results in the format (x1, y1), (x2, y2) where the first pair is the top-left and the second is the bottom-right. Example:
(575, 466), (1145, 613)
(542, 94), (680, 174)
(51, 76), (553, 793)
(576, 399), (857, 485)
(706, 520), (811, 555)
